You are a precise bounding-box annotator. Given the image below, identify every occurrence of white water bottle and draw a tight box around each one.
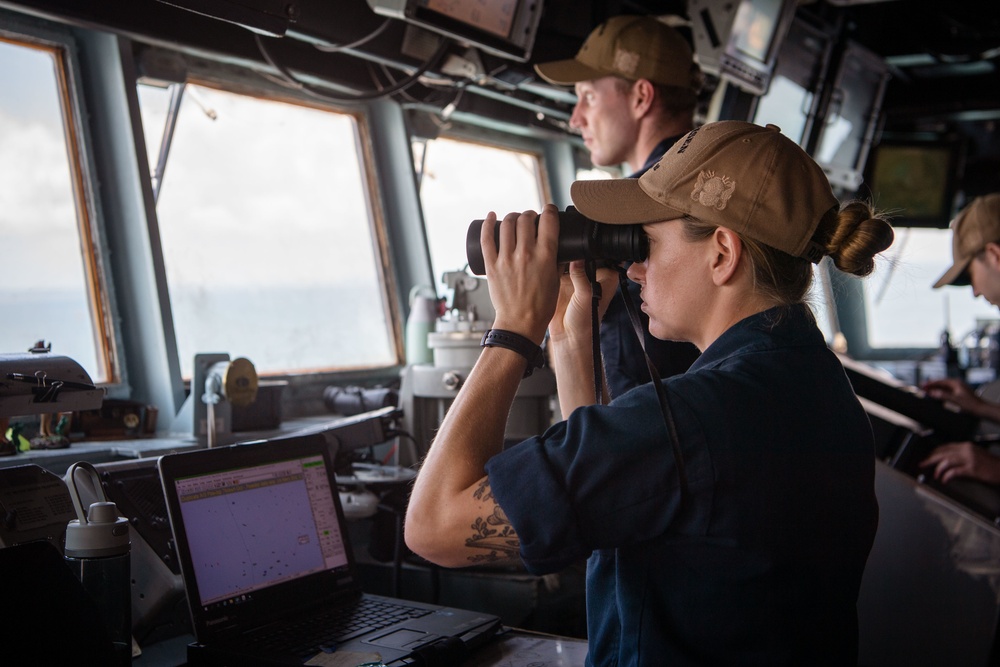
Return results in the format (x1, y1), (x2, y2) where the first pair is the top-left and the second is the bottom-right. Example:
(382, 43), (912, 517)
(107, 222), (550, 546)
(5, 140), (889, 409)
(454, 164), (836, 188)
(406, 285), (439, 365)
(64, 463), (132, 666)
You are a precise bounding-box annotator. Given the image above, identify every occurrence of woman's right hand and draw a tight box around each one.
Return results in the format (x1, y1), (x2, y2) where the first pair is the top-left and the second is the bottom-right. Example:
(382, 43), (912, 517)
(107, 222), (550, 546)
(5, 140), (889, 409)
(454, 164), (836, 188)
(549, 260), (619, 348)
(547, 260), (620, 411)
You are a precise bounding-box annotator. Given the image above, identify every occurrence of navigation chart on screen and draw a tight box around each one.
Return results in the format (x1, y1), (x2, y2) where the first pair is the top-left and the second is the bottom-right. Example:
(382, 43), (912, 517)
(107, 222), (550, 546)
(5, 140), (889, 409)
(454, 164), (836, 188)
(176, 456), (347, 605)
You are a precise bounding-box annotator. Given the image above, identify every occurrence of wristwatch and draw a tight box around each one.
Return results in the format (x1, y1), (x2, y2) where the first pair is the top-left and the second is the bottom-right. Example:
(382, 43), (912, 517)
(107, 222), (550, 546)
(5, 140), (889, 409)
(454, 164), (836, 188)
(480, 329), (544, 377)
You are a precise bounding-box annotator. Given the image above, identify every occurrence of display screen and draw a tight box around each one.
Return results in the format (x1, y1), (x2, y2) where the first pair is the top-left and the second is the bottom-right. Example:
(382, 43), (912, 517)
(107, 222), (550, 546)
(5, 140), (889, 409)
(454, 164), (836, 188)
(422, 0), (517, 39)
(731, 0), (783, 63)
(370, 0), (541, 61)
(174, 454), (348, 607)
(868, 143), (955, 224)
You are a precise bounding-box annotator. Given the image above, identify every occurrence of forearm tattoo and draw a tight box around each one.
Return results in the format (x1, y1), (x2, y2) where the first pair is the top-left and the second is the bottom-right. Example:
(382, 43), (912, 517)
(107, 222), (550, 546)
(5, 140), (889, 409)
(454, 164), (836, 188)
(465, 478), (520, 564)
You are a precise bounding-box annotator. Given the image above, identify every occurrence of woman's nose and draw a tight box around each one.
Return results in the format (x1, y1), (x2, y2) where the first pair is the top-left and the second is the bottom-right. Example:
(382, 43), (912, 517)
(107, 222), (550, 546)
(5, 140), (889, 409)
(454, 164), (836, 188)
(627, 261), (645, 283)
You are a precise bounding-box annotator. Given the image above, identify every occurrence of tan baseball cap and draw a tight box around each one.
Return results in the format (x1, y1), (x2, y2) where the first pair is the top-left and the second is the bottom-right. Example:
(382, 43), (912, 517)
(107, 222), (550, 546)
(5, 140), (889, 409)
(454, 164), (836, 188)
(534, 15), (697, 90)
(933, 193), (1000, 288)
(570, 121), (838, 262)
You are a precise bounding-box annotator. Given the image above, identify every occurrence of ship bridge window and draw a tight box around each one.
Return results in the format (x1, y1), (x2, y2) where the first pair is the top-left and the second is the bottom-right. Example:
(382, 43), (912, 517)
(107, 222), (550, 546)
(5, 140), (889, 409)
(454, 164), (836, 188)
(864, 227), (995, 350)
(575, 166), (616, 181)
(807, 264), (837, 344)
(0, 35), (113, 383)
(413, 136), (545, 296)
(137, 82), (397, 378)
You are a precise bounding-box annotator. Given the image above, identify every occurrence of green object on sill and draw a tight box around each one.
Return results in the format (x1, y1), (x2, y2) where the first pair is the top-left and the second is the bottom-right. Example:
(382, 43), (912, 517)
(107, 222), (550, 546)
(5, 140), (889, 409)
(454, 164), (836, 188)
(5, 424), (31, 452)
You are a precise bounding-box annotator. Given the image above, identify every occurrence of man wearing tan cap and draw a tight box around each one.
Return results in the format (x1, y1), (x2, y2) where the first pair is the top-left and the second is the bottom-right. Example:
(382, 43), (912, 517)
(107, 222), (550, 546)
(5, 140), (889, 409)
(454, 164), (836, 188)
(535, 15), (703, 397)
(534, 15), (703, 177)
(921, 194), (1000, 484)
(407, 121), (895, 664)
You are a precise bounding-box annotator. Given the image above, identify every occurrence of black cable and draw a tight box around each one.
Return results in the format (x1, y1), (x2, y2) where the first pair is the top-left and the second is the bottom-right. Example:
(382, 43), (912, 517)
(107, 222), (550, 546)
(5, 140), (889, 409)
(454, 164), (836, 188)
(582, 266), (691, 503)
(312, 19), (391, 53)
(254, 33), (451, 103)
(380, 60), (466, 110)
(586, 260), (604, 404)
(393, 508), (403, 597)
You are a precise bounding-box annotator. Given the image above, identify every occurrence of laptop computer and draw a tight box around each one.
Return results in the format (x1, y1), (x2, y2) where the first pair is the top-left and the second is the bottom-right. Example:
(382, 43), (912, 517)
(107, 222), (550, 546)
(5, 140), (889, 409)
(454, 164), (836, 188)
(158, 432), (501, 666)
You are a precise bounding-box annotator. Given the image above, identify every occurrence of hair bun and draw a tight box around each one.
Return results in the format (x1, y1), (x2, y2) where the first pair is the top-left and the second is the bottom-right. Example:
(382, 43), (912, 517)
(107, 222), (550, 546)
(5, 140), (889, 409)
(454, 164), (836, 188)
(826, 205), (895, 277)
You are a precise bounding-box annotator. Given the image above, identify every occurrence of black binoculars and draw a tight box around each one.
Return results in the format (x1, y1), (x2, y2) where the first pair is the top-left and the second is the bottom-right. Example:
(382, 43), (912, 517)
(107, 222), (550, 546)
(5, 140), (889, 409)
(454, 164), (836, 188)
(465, 207), (647, 276)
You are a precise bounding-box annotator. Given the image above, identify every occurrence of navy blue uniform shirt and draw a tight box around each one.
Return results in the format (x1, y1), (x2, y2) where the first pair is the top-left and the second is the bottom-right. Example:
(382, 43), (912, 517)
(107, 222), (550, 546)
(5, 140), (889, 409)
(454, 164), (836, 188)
(486, 304), (878, 666)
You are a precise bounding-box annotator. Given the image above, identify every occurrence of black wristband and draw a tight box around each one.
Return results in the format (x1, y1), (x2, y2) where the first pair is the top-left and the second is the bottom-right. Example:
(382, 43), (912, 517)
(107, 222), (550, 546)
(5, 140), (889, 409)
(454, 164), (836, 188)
(480, 329), (544, 377)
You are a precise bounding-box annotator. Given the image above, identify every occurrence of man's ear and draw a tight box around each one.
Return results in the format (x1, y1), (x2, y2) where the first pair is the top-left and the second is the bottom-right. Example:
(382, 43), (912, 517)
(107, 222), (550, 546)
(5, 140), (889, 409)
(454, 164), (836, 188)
(630, 79), (655, 118)
(710, 227), (743, 286)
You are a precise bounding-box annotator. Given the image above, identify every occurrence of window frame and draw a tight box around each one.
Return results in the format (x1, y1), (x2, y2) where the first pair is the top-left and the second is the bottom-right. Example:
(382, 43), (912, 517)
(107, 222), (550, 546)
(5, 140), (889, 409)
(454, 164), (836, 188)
(420, 123), (553, 200)
(0, 16), (123, 387)
(132, 53), (407, 390)
(411, 125), (552, 292)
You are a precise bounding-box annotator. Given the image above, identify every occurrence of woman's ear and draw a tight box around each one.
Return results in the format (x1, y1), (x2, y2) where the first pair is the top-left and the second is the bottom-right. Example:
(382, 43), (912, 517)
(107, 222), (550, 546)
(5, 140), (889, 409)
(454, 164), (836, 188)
(710, 227), (743, 286)
(983, 242), (1000, 269)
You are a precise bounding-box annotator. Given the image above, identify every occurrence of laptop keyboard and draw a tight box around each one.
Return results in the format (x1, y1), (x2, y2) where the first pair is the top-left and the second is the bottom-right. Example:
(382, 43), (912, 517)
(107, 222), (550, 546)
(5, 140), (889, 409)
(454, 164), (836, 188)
(244, 597), (433, 659)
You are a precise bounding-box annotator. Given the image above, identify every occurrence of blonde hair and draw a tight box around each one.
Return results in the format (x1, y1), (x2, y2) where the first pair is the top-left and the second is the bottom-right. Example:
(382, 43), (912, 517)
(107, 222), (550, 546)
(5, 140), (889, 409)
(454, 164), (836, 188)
(680, 200), (894, 305)
(816, 200), (896, 277)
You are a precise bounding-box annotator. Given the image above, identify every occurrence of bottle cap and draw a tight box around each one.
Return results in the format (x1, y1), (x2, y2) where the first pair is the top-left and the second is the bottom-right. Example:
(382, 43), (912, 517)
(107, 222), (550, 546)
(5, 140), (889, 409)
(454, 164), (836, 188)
(64, 501), (130, 558)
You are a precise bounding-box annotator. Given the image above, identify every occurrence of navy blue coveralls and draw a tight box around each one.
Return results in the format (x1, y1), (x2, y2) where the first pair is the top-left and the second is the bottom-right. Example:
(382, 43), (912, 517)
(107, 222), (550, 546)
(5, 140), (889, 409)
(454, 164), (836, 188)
(487, 305), (879, 666)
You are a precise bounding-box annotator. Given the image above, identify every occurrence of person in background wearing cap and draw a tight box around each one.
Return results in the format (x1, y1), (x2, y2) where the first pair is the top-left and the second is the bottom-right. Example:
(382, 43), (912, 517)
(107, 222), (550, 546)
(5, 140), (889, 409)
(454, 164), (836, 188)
(534, 14), (703, 398)
(405, 121), (895, 665)
(921, 194), (1000, 485)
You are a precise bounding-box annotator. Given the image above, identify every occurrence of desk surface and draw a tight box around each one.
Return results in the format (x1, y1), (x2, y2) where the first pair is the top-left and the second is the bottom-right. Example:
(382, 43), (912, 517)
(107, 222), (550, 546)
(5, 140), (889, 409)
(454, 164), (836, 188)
(134, 629), (589, 667)
(461, 630), (588, 666)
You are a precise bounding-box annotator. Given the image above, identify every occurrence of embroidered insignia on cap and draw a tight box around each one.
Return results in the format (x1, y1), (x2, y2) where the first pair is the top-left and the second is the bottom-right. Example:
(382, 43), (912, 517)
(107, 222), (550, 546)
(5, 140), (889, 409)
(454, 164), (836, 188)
(676, 129), (698, 154)
(613, 48), (639, 77)
(691, 171), (735, 210)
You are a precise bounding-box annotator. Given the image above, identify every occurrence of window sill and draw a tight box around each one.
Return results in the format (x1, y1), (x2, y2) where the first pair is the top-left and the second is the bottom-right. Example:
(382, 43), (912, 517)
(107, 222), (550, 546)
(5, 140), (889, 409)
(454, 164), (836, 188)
(0, 415), (358, 475)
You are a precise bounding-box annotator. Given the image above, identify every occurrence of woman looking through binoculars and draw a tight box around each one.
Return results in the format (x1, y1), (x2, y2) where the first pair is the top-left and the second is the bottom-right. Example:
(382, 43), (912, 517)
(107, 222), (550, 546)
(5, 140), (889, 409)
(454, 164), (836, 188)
(406, 121), (894, 666)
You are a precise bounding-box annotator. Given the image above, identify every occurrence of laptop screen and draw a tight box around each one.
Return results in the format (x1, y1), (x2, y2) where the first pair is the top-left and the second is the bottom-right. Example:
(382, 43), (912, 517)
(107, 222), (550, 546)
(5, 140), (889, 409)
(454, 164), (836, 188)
(174, 453), (350, 607)
(160, 433), (365, 640)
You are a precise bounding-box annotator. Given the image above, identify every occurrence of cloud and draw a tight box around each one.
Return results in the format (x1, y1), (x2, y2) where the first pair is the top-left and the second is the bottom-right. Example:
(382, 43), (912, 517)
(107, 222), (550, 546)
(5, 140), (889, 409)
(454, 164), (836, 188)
(150, 84), (380, 288)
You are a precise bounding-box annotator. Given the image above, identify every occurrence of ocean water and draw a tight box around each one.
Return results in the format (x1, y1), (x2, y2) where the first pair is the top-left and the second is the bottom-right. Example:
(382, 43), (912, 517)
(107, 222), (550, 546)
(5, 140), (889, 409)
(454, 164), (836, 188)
(0, 286), (396, 380)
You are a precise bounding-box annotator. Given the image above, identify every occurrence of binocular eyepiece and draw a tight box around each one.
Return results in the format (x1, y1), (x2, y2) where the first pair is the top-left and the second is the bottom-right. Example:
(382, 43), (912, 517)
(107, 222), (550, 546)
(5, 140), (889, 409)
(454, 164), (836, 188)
(465, 207), (647, 276)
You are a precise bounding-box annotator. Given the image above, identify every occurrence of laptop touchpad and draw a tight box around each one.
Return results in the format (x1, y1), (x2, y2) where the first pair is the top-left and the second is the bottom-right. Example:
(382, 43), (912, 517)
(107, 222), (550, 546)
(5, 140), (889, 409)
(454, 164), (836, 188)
(367, 629), (434, 648)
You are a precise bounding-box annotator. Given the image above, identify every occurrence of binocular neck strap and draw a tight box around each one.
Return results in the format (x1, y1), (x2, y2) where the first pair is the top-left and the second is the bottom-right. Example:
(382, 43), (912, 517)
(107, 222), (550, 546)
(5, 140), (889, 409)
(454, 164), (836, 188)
(586, 260), (604, 405)
(614, 268), (690, 508)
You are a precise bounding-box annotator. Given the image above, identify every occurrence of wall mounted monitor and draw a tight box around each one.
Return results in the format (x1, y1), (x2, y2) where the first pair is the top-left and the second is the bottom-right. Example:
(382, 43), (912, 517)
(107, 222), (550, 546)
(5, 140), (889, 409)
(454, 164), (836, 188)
(689, 0), (740, 75)
(366, 0), (544, 62)
(865, 139), (961, 228)
(752, 15), (834, 147)
(814, 40), (890, 192)
(719, 0), (800, 96)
